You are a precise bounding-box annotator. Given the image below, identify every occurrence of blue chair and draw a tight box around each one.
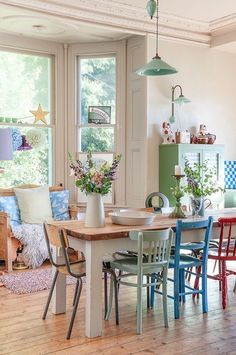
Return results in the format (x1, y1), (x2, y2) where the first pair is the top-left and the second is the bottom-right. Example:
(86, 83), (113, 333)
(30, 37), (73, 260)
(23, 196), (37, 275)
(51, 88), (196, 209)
(151, 216), (214, 319)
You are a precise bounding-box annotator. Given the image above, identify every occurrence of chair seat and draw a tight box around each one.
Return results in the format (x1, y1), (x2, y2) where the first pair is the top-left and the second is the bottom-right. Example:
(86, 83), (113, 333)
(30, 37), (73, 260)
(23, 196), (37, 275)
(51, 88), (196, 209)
(169, 254), (202, 269)
(58, 261), (86, 276)
(110, 257), (164, 275)
(180, 241), (205, 250)
(208, 248), (236, 260)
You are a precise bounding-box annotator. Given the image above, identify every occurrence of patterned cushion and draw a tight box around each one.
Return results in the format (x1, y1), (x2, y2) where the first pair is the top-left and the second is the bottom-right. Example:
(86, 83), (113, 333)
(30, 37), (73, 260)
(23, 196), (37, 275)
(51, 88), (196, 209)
(0, 196), (21, 227)
(50, 190), (70, 221)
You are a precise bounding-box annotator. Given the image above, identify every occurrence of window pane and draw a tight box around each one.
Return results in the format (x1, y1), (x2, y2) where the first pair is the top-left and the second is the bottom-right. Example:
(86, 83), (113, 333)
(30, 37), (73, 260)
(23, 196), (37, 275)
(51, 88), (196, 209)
(0, 127), (52, 187)
(0, 51), (51, 124)
(80, 127), (114, 152)
(80, 57), (116, 125)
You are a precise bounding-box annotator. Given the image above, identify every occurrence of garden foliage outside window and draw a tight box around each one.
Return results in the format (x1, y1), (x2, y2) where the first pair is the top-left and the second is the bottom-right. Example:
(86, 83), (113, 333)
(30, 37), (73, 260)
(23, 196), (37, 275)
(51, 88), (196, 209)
(0, 50), (52, 187)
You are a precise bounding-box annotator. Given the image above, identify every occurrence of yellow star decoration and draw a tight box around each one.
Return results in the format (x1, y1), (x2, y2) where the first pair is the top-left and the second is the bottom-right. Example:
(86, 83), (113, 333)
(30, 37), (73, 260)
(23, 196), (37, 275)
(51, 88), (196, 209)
(30, 104), (49, 125)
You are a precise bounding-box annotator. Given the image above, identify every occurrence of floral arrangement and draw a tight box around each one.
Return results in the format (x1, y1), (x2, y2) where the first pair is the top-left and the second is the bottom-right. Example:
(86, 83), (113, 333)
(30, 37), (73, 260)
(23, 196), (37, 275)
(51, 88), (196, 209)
(184, 160), (224, 197)
(26, 129), (46, 148)
(69, 152), (121, 195)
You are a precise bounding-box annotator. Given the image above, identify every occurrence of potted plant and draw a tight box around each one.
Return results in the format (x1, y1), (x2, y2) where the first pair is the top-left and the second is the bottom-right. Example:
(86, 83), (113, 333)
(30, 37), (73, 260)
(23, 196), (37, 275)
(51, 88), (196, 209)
(69, 151), (121, 227)
(184, 160), (224, 216)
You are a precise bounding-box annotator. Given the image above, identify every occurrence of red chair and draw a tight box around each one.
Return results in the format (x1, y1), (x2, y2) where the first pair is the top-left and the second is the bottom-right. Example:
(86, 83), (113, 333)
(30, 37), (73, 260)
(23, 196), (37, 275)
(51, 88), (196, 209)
(207, 217), (236, 309)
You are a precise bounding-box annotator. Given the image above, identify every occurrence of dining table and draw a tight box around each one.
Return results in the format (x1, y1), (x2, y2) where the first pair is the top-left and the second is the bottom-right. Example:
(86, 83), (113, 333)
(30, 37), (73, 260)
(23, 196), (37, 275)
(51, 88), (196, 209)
(49, 208), (236, 338)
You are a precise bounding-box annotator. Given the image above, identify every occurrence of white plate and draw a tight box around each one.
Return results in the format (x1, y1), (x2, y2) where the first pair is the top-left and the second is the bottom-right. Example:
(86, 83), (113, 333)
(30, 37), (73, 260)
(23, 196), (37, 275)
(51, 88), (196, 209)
(109, 211), (156, 226)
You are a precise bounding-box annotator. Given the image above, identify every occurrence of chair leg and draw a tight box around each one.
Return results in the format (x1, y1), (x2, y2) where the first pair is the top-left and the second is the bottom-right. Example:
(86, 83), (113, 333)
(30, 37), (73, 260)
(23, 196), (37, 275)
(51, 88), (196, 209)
(222, 261), (227, 309)
(219, 260), (222, 291)
(162, 268), (168, 328)
(104, 269), (119, 324)
(150, 275), (155, 309)
(180, 269), (186, 303)
(104, 271), (108, 319)
(174, 268), (180, 319)
(73, 279), (80, 306)
(137, 273), (143, 334)
(105, 271), (114, 321)
(233, 279), (236, 293)
(193, 266), (201, 299)
(113, 272), (119, 325)
(67, 278), (82, 339)
(202, 265), (208, 313)
(212, 260), (218, 273)
(146, 275), (150, 309)
(42, 269), (59, 320)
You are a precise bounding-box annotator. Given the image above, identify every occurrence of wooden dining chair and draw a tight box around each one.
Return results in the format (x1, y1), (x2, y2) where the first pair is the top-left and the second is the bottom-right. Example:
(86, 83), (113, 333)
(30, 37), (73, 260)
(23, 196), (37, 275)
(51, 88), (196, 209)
(42, 223), (86, 339)
(151, 217), (214, 319)
(106, 228), (173, 334)
(207, 217), (236, 309)
(43, 223), (119, 339)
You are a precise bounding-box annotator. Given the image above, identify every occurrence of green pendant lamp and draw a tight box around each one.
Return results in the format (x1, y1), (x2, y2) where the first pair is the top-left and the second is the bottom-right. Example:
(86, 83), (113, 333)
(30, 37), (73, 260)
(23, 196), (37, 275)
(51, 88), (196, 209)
(136, 0), (178, 76)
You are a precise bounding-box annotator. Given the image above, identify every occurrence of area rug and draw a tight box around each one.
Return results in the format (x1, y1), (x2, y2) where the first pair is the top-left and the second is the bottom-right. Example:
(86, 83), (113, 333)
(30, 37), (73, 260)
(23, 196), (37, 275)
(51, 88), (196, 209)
(0, 268), (77, 295)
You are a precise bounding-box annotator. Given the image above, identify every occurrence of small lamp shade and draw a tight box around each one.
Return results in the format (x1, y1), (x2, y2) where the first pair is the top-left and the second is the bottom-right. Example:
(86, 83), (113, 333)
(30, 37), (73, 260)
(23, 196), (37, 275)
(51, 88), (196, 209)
(174, 94), (191, 104)
(17, 135), (32, 151)
(0, 128), (13, 160)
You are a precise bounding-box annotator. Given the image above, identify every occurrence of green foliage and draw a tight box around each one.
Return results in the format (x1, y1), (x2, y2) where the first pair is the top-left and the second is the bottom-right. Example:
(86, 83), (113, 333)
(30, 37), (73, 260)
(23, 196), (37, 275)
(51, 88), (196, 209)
(69, 152), (121, 195)
(184, 160), (224, 197)
(80, 57), (115, 152)
(0, 51), (51, 188)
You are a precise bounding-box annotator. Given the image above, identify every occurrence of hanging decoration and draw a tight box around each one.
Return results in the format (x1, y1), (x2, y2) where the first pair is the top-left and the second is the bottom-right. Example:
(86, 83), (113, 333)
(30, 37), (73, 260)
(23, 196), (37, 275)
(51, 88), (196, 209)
(30, 104), (49, 125)
(26, 129), (46, 149)
(17, 135), (32, 151)
(12, 128), (23, 151)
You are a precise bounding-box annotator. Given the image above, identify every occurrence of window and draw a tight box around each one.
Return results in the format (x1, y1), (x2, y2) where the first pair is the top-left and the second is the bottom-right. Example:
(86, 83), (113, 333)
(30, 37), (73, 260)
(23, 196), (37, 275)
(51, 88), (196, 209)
(77, 56), (116, 203)
(0, 50), (52, 187)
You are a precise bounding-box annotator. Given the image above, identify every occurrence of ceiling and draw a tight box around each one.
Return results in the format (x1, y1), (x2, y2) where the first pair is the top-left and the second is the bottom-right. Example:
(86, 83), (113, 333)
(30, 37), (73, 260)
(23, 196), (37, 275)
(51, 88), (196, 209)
(0, 4), (131, 43)
(114, 0), (236, 23)
(0, 0), (236, 51)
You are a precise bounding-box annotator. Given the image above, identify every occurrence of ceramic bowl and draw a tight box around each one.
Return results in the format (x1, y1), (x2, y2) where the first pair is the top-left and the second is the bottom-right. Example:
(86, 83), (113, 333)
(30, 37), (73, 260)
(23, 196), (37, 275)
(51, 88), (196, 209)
(109, 211), (156, 226)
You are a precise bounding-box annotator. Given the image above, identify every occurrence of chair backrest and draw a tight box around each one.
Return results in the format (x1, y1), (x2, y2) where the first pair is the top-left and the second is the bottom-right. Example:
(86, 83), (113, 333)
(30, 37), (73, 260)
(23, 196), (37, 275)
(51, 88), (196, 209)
(43, 222), (85, 277)
(145, 192), (170, 211)
(43, 223), (68, 268)
(175, 217), (214, 266)
(129, 228), (173, 272)
(217, 218), (236, 259)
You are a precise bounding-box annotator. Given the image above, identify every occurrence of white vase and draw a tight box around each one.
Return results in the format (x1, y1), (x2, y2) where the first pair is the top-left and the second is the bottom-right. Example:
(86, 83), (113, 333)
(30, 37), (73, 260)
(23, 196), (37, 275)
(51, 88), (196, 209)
(85, 193), (105, 228)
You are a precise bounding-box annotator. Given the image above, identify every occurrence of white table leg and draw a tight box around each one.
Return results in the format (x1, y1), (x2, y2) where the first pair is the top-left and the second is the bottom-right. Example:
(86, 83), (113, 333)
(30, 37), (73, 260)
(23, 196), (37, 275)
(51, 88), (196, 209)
(51, 246), (66, 314)
(85, 240), (103, 338)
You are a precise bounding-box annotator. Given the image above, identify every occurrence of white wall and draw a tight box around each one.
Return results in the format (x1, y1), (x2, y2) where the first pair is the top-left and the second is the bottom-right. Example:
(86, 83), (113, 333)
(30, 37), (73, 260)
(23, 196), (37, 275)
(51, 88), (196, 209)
(146, 36), (236, 194)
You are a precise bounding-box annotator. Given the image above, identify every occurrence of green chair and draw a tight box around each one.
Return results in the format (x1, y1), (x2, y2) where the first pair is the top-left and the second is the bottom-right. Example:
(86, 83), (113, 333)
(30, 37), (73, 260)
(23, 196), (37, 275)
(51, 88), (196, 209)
(107, 228), (173, 334)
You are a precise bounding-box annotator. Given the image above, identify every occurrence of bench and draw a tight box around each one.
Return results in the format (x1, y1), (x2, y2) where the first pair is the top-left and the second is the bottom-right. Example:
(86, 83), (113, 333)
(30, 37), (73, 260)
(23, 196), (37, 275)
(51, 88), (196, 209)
(0, 185), (77, 272)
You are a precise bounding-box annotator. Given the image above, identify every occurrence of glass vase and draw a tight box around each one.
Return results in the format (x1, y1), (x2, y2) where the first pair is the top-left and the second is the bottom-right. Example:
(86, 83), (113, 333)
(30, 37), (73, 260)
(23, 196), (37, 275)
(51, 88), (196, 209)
(190, 196), (203, 217)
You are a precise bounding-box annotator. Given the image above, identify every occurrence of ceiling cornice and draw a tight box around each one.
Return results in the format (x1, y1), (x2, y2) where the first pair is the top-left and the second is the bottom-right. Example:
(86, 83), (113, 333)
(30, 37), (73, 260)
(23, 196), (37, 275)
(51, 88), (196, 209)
(1, 0), (235, 46)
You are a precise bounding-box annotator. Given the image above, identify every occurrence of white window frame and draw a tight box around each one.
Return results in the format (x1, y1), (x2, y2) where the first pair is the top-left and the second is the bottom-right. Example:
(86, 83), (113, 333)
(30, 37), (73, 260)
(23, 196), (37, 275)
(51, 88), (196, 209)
(67, 41), (126, 206)
(0, 33), (65, 187)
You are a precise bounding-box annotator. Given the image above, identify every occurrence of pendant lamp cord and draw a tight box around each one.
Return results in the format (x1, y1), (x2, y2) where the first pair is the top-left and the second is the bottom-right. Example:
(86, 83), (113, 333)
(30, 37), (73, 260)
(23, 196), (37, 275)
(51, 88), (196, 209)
(156, 0), (159, 57)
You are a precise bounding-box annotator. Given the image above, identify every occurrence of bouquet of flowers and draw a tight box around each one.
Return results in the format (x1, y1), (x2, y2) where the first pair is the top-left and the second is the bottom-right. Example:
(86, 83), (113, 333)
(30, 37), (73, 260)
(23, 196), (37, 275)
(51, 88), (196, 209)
(69, 152), (121, 195)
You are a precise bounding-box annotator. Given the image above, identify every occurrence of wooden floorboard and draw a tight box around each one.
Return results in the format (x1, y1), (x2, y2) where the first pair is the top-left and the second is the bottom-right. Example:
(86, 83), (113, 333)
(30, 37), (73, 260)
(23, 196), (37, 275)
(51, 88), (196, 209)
(0, 266), (236, 355)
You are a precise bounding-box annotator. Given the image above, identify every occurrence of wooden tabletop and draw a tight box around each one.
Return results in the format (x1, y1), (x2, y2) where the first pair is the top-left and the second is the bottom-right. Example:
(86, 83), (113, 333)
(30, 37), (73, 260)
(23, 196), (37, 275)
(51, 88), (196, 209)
(50, 209), (236, 242)
(50, 215), (178, 241)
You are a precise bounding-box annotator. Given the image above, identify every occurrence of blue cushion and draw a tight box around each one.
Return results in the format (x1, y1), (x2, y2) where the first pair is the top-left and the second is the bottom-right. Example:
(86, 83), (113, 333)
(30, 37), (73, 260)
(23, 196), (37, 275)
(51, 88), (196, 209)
(50, 190), (70, 221)
(0, 196), (21, 227)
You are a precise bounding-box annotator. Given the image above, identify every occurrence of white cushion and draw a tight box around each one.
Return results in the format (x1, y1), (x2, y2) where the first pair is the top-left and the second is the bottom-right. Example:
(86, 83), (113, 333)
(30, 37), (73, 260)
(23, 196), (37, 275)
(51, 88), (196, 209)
(14, 186), (53, 224)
